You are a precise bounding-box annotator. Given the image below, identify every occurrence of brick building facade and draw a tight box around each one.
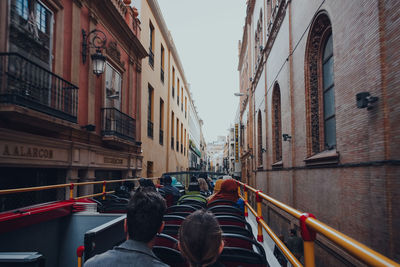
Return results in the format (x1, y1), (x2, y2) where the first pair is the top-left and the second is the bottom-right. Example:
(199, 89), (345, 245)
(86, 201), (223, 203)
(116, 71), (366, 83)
(238, 0), (399, 265)
(0, 0), (146, 209)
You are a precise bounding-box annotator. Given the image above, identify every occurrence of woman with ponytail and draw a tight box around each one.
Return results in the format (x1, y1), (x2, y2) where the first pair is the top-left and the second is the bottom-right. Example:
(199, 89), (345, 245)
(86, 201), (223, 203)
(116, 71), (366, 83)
(178, 210), (224, 267)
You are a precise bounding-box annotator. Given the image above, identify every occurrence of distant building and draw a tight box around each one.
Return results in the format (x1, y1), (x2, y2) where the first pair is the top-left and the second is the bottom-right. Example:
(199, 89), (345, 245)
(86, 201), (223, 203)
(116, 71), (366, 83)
(188, 98), (203, 170)
(207, 138), (225, 173)
(137, 0), (195, 176)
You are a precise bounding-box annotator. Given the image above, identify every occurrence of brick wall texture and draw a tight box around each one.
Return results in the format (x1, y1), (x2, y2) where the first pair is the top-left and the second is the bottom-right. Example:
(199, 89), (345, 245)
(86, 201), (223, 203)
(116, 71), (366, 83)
(246, 0), (400, 265)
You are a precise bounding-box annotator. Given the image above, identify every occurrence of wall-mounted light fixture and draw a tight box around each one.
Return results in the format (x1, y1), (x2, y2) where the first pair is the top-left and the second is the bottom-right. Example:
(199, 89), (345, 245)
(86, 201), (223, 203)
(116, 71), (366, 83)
(234, 92), (249, 97)
(261, 148), (267, 153)
(356, 92), (379, 110)
(82, 29), (107, 76)
(282, 134), (292, 141)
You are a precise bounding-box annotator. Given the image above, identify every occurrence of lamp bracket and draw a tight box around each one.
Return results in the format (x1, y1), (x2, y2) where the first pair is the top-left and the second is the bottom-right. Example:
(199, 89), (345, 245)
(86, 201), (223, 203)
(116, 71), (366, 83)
(283, 134), (292, 142)
(82, 29), (107, 64)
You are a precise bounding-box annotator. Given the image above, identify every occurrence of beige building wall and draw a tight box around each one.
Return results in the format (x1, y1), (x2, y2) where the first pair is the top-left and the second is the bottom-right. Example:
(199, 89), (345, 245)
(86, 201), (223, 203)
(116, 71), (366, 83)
(139, 0), (189, 177)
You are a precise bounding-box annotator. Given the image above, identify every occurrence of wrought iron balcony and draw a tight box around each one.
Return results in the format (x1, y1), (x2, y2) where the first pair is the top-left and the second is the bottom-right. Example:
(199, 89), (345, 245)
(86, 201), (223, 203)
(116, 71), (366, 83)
(147, 120), (153, 138)
(181, 144), (183, 153)
(159, 129), (164, 145)
(172, 86), (175, 98)
(177, 96), (179, 105)
(171, 137), (174, 149)
(101, 107), (136, 141)
(148, 48), (154, 68)
(0, 53), (78, 122)
(160, 68), (164, 83)
(176, 141), (179, 151)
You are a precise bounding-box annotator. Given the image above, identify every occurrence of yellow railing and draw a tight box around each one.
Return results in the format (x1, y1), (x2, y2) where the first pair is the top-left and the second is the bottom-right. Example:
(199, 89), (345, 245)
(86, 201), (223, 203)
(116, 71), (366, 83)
(0, 177), (161, 201)
(237, 181), (399, 267)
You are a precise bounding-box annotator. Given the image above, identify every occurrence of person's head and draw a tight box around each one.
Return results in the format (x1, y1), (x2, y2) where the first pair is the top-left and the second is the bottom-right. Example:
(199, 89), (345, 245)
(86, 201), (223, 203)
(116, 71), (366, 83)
(198, 178), (209, 192)
(219, 179), (238, 201)
(164, 175), (172, 185)
(190, 175), (198, 183)
(126, 191), (166, 243)
(179, 210), (224, 267)
(188, 182), (200, 192)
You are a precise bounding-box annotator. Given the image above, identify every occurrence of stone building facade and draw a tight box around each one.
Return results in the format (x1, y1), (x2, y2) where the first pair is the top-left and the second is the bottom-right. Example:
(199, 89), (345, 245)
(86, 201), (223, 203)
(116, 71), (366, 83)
(0, 0), (146, 209)
(237, 0), (400, 265)
(137, 0), (191, 177)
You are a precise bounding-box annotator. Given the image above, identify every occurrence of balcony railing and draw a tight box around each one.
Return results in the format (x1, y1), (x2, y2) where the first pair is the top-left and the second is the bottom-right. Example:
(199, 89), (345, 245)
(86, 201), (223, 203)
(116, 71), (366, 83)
(176, 141), (179, 151)
(101, 107), (136, 141)
(147, 120), (153, 138)
(171, 137), (174, 149)
(148, 49), (154, 68)
(172, 86), (175, 98)
(181, 144), (183, 153)
(159, 129), (163, 145)
(160, 68), (164, 83)
(177, 96), (179, 105)
(0, 53), (78, 122)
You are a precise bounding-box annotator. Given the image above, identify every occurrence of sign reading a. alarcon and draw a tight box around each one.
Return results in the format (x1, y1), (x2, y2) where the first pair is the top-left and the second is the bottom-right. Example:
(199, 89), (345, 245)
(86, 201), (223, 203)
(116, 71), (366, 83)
(0, 141), (68, 163)
(235, 123), (239, 162)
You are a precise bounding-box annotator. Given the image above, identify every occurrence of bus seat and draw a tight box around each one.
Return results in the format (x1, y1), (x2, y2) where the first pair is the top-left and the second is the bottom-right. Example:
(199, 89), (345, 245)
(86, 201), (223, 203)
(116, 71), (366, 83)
(208, 205), (244, 217)
(163, 215), (185, 226)
(215, 215), (252, 231)
(207, 199), (237, 208)
(161, 224), (180, 239)
(178, 199), (206, 208)
(220, 225), (254, 240)
(154, 233), (178, 250)
(217, 247), (268, 267)
(167, 205), (197, 214)
(222, 233), (266, 258)
(152, 246), (187, 267)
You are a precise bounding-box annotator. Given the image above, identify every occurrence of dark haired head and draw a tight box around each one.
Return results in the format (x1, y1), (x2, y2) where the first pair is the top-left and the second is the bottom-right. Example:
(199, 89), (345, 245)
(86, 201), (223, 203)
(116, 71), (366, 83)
(127, 191), (166, 242)
(290, 229), (297, 236)
(137, 178), (156, 192)
(164, 175), (172, 185)
(179, 210), (223, 267)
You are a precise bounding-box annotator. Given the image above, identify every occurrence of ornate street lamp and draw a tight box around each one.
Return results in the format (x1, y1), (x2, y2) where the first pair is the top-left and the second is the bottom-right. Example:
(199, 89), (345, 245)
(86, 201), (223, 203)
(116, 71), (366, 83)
(82, 29), (107, 76)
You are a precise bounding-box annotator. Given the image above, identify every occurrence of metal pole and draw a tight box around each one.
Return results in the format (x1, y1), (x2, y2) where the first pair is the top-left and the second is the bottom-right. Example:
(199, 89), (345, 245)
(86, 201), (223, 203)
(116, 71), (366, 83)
(102, 181), (106, 200)
(69, 183), (74, 200)
(256, 190), (263, 242)
(300, 213), (316, 267)
(244, 184), (248, 217)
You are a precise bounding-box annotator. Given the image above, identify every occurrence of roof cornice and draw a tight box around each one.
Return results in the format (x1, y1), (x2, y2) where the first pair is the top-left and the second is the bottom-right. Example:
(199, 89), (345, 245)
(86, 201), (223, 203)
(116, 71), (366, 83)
(147, 0), (190, 99)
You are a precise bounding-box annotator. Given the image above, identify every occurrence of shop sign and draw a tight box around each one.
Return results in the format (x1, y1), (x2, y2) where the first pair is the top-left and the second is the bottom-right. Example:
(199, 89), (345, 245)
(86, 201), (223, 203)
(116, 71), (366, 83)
(235, 123), (239, 162)
(104, 157), (124, 165)
(2, 144), (54, 159)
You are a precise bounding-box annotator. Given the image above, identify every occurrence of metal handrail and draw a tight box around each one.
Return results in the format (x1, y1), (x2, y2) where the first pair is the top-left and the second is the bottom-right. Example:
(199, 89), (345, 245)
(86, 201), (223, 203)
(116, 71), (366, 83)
(0, 177), (161, 197)
(242, 199), (302, 267)
(237, 181), (399, 267)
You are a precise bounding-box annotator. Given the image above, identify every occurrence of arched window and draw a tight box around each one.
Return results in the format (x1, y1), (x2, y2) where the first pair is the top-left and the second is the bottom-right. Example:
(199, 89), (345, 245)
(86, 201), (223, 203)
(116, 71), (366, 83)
(305, 13), (336, 156)
(257, 110), (263, 167)
(272, 84), (282, 163)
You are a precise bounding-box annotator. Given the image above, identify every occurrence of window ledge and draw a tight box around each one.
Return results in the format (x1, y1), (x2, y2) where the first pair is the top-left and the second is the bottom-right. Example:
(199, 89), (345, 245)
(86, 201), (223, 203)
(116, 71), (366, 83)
(272, 160), (283, 168)
(304, 149), (339, 166)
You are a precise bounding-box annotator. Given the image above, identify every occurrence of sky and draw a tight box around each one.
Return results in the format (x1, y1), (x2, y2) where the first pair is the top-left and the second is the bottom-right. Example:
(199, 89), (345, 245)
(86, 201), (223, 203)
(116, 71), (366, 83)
(157, 0), (246, 143)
